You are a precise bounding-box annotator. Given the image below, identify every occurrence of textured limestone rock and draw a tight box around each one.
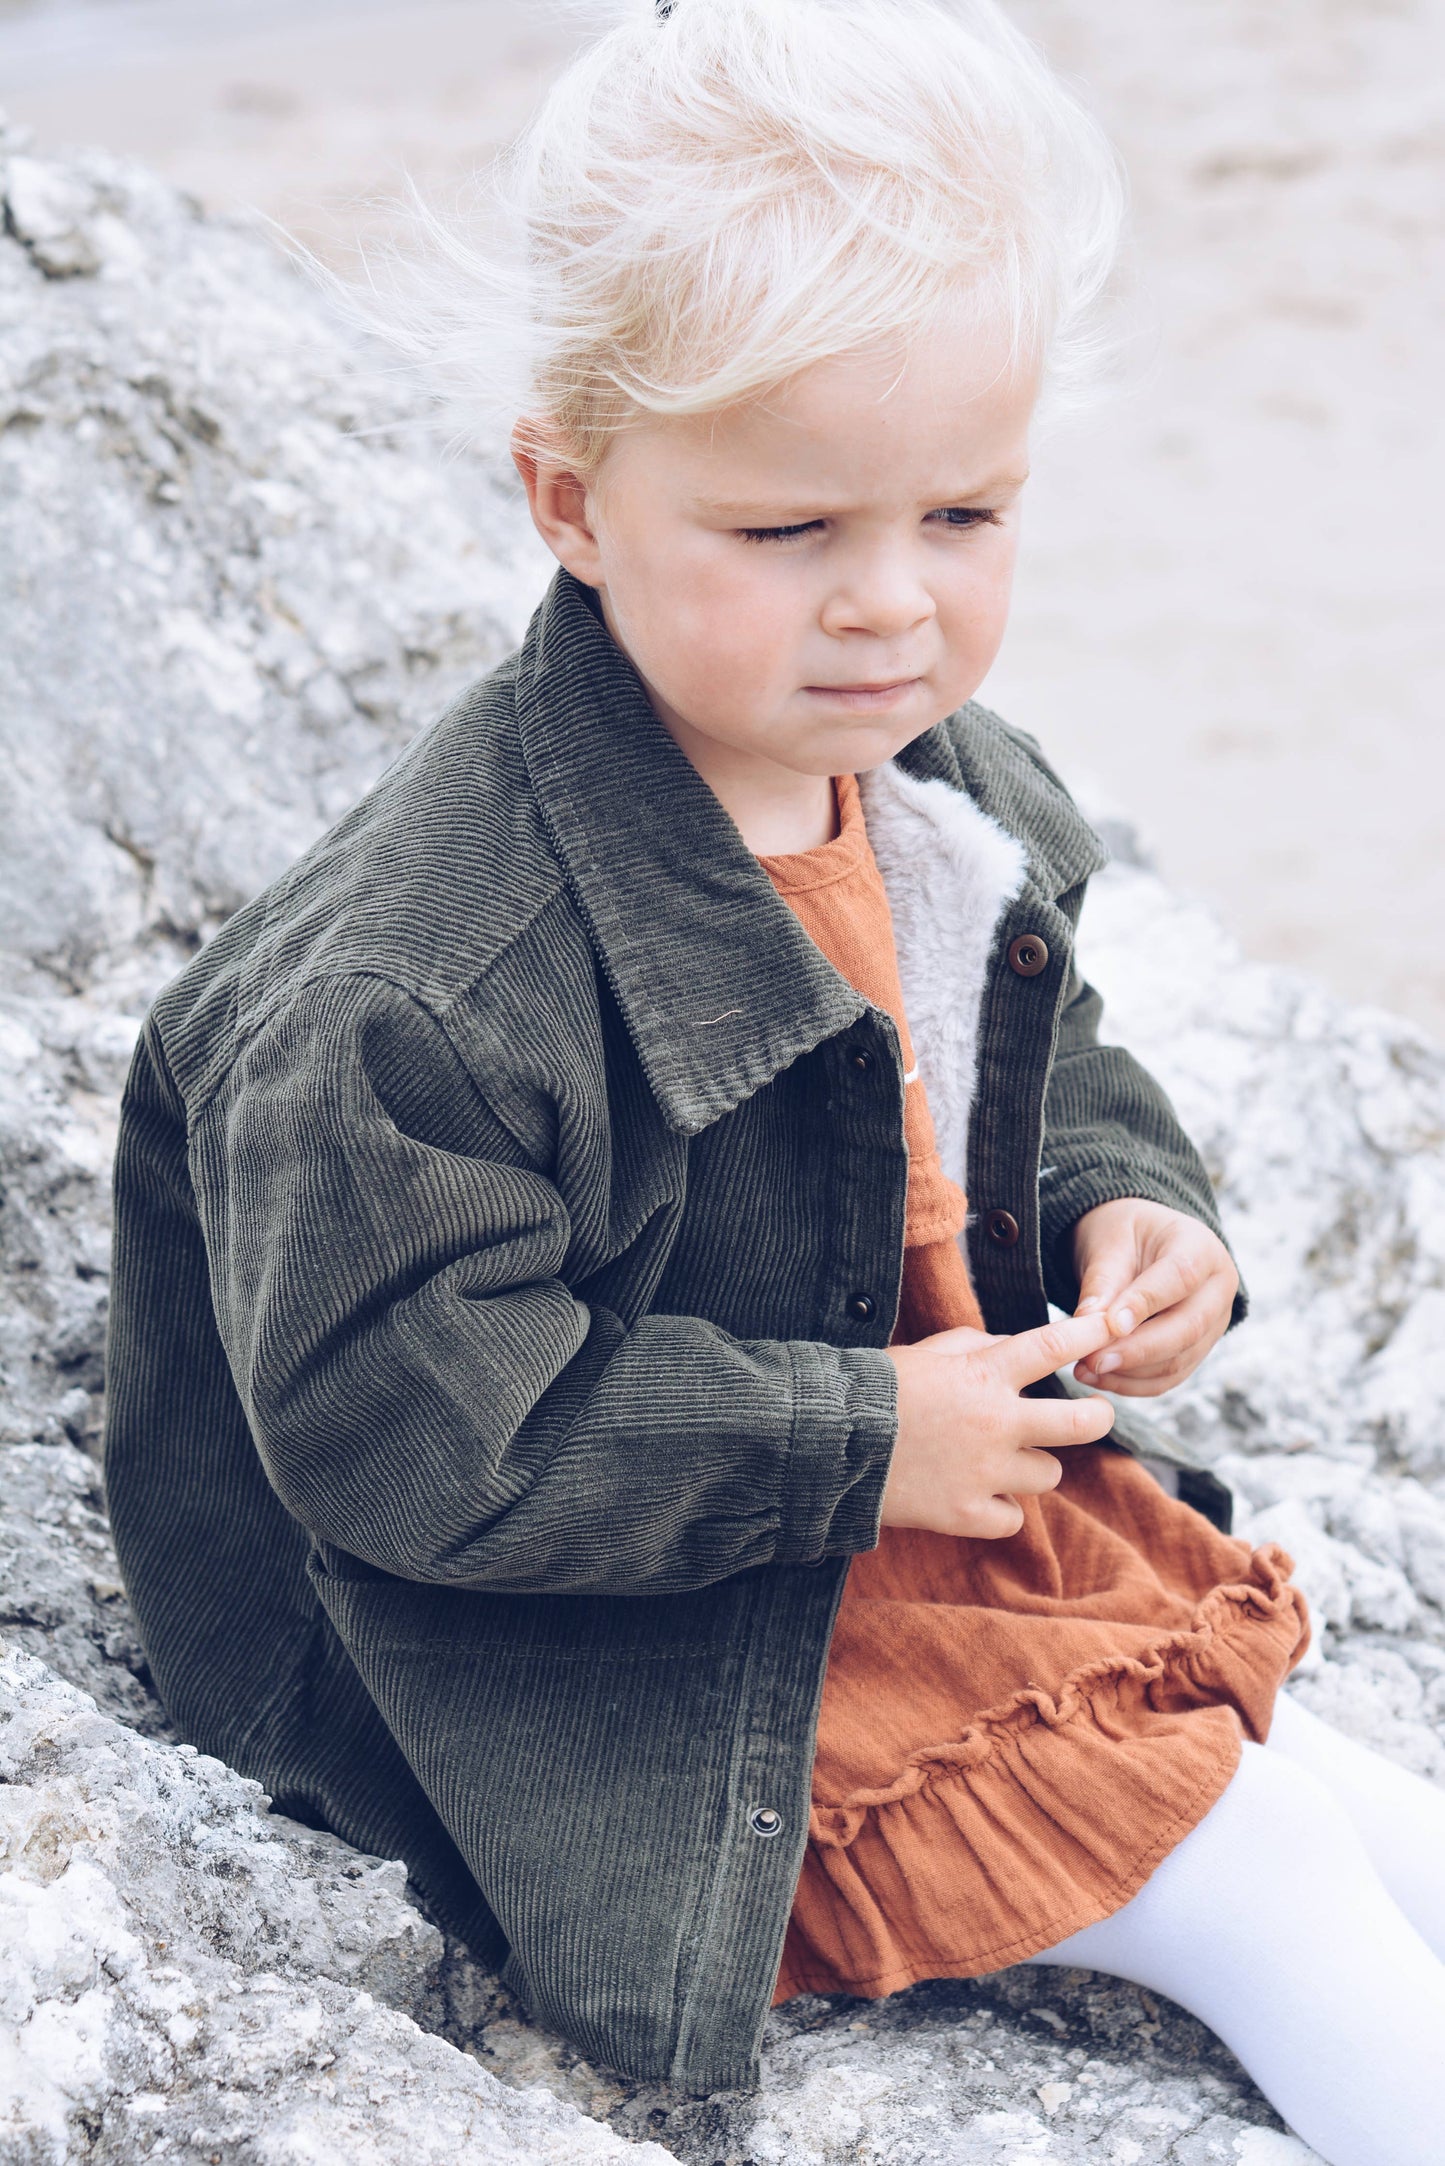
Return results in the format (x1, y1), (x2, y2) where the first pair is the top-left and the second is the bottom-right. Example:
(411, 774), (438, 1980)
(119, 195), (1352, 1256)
(0, 129), (543, 1001)
(492, 1964), (1311, 2163)
(0, 995), (132, 1455)
(0, 1441), (161, 1737)
(3, 130), (1442, 2165)
(0, 1649), (672, 2166)
(0, 114), (548, 1449)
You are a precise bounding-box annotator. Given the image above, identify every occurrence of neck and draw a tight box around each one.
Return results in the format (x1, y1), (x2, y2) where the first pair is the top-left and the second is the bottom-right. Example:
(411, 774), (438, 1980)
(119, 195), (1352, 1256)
(649, 699), (840, 856)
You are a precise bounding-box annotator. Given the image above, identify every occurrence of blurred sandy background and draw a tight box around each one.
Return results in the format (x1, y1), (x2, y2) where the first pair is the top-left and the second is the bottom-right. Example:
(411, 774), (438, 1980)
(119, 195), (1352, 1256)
(3, 0), (1442, 1032)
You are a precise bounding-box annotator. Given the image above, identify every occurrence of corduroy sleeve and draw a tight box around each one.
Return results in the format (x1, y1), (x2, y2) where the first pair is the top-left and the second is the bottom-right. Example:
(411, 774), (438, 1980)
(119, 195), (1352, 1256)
(193, 971), (897, 1596)
(1036, 940), (1248, 1325)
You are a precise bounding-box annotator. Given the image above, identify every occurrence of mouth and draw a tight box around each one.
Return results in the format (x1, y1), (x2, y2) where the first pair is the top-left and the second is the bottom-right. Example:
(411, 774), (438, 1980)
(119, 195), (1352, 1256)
(804, 678), (922, 707)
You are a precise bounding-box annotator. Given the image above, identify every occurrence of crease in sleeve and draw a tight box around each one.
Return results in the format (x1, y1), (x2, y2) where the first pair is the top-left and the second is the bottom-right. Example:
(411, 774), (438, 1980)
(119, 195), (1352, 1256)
(773, 1342), (898, 1566)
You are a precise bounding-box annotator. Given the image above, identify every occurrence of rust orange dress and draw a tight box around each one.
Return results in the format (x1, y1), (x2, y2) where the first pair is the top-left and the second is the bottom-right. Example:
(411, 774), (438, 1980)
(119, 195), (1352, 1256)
(758, 774), (1310, 2004)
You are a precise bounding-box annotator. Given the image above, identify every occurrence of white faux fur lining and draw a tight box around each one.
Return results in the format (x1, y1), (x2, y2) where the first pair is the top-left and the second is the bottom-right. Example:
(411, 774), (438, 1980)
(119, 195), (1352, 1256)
(857, 760), (1028, 1193)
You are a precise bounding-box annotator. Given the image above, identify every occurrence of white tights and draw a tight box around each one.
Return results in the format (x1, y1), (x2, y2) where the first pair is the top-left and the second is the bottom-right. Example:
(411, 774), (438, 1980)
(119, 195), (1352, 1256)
(1023, 1691), (1445, 2166)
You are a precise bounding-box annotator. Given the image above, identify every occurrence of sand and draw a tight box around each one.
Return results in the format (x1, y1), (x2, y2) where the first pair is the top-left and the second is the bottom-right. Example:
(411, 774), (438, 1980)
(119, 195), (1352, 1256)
(3, 0), (1442, 1032)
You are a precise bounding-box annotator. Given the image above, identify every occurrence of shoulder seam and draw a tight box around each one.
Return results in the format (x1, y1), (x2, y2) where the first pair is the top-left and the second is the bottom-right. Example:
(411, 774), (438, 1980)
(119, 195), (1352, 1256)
(175, 875), (574, 1134)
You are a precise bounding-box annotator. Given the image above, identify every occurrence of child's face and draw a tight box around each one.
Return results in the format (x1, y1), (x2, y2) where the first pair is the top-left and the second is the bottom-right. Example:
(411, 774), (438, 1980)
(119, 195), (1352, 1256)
(525, 309), (1034, 787)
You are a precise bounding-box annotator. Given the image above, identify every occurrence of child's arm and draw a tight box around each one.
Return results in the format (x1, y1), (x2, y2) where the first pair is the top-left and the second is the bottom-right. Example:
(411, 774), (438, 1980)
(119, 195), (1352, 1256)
(194, 975), (896, 1600)
(1035, 958), (1243, 1399)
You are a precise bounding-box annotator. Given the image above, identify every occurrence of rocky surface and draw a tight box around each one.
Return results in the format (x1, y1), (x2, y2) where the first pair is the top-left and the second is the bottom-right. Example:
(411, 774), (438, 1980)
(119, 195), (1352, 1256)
(1, 1645), (675, 2166)
(0, 114), (548, 1452)
(3, 129), (1443, 2164)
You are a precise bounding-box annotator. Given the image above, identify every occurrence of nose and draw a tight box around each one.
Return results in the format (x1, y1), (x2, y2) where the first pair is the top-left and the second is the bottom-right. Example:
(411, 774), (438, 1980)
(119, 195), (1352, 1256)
(819, 537), (937, 644)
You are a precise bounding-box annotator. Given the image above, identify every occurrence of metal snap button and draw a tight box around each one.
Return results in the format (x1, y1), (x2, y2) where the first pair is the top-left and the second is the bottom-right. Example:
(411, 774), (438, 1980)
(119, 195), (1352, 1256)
(846, 1291), (876, 1323)
(985, 1209), (1021, 1247)
(849, 1048), (873, 1074)
(1007, 933), (1050, 978)
(749, 1806), (783, 1839)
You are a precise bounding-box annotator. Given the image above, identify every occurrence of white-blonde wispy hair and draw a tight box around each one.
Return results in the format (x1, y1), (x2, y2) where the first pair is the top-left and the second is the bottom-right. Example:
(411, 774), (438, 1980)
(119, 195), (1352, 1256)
(359, 0), (1127, 470)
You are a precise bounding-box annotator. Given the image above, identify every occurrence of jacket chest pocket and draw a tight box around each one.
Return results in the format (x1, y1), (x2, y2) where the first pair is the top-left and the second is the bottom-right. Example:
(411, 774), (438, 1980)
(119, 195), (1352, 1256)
(649, 1023), (909, 1346)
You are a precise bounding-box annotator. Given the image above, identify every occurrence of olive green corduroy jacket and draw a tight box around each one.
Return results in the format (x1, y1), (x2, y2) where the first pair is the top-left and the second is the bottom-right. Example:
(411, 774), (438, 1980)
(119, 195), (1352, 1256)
(104, 565), (1237, 2092)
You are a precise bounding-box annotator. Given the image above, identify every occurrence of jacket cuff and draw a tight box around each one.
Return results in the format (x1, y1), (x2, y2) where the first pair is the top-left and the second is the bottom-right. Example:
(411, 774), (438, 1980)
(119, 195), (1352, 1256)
(773, 1343), (898, 1566)
(1039, 1162), (1249, 1330)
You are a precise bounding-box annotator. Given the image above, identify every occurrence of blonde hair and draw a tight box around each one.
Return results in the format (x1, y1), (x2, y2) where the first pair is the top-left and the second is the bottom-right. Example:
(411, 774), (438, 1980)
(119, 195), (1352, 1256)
(366, 0), (1126, 470)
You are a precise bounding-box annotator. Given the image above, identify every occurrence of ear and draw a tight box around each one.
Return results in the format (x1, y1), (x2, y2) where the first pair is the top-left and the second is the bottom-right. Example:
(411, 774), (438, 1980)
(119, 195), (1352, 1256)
(510, 419), (605, 586)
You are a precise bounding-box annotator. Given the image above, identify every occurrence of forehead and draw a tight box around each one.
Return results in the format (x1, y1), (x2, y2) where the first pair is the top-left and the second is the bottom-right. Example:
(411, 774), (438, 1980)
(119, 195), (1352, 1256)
(649, 324), (1036, 506)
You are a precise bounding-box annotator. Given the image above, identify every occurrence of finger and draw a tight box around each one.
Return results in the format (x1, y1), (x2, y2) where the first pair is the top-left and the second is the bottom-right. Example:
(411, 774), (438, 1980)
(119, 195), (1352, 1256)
(1007, 1449), (1064, 1497)
(963, 1494), (1027, 1541)
(995, 1312), (1116, 1389)
(1078, 1288), (1221, 1381)
(1075, 1317), (1223, 1396)
(1014, 1392), (1117, 1454)
(1077, 1353), (1195, 1390)
(1103, 1249), (1211, 1338)
(1077, 1366), (1199, 1399)
(1074, 1230), (1141, 1318)
(1101, 1268), (1233, 1365)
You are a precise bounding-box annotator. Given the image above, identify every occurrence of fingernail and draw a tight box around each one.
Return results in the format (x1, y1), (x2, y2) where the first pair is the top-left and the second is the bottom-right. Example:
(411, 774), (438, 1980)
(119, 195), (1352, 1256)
(1094, 1351), (1121, 1375)
(1110, 1309), (1137, 1335)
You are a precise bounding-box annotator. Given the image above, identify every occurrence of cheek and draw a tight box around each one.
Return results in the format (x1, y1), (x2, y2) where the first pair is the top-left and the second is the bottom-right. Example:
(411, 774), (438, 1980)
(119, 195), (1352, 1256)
(645, 550), (797, 700)
(941, 534), (1019, 673)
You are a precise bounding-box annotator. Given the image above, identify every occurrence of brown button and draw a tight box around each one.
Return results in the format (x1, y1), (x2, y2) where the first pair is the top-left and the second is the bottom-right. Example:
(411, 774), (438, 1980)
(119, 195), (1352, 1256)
(846, 1291), (876, 1323)
(1007, 934), (1049, 978)
(985, 1209), (1021, 1247)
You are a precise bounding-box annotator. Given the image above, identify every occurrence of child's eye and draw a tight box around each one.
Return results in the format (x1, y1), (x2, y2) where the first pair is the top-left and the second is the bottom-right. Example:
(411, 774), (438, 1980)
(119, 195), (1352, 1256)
(737, 521), (822, 544)
(736, 508), (1001, 545)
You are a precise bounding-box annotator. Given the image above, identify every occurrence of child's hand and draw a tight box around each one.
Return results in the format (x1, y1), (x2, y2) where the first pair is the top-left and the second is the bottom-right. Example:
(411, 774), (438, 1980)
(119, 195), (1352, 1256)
(1069, 1198), (1239, 1397)
(882, 1314), (1121, 1540)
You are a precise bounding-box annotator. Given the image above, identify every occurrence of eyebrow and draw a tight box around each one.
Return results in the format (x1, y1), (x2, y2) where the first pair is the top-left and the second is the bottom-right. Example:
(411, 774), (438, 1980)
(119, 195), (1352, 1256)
(697, 473), (1030, 520)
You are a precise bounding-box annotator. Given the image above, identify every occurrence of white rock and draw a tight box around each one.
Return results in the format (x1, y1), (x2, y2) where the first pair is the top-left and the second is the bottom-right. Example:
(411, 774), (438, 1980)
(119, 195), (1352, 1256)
(0, 138), (547, 1007)
(1232, 2135), (1324, 2164)
(1286, 1648), (1445, 1782)
(0, 1647), (671, 2166)
(1237, 1502), (1353, 1632)
(1358, 1292), (1445, 1475)
(2, 154), (103, 275)
(1395, 1480), (1445, 1613)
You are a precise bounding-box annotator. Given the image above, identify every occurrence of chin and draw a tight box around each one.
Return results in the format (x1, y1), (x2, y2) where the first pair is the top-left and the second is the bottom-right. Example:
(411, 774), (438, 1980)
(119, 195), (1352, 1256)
(850, 720), (932, 768)
(791, 738), (899, 779)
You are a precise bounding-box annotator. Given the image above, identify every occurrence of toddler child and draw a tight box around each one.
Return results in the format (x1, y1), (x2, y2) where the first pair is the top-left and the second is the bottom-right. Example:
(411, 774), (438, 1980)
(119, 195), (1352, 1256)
(104, 4), (1445, 2160)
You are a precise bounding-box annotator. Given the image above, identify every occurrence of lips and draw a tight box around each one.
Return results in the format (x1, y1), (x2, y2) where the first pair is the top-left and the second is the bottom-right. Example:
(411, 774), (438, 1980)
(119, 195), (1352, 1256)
(808, 678), (919, 693)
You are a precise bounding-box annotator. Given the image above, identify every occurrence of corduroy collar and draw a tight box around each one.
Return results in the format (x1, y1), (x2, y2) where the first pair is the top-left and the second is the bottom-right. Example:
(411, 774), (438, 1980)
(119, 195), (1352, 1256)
(512, 564), (1099, 1135)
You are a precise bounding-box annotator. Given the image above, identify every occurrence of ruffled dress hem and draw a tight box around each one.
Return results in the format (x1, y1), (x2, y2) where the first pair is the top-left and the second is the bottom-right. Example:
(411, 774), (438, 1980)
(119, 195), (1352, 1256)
(777, 1751), (1239, 2000)
(773, 1541), (1308, 2003)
